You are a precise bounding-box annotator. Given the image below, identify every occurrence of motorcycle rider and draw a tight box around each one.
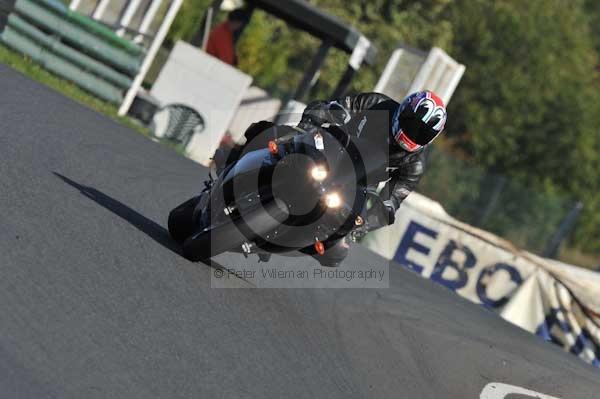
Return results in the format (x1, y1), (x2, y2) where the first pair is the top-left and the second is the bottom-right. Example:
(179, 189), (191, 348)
(214, 90), (447, 267)
(295, 90), (447, 266)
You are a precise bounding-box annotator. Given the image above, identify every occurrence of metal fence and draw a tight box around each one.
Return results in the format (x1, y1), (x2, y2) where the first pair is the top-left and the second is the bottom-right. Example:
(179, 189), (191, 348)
(418, 146), (582, 257)
(0, 0), (182, 115)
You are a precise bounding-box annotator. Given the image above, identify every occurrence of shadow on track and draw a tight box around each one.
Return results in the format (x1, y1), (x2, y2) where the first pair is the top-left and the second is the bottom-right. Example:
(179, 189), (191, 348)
(53, 172), (253, 282)
(54, 172), (185, 256)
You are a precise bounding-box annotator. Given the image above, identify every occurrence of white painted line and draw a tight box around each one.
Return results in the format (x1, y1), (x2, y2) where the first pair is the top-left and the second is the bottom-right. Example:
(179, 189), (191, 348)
(480, 382), (562, 399)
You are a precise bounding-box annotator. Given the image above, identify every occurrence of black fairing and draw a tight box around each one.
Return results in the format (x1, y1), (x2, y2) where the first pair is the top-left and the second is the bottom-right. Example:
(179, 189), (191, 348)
(205, 126), (388, 254)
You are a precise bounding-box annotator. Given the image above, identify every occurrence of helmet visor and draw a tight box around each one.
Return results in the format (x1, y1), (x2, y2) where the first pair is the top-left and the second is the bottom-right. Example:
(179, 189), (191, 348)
(396, 108), (442, 146)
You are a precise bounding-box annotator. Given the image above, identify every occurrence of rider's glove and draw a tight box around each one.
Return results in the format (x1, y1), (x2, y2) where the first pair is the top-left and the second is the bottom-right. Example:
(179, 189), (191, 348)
(382, 199), (397, 225)
(349, 225), (368, 242)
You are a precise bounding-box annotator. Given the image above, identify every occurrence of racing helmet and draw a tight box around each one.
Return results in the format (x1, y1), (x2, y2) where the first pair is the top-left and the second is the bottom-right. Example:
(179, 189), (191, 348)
(392, 91), (447, 152)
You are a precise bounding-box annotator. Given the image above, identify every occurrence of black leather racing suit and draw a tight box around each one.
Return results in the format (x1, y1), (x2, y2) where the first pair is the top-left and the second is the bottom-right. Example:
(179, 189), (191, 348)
(298, 92), (426, 266)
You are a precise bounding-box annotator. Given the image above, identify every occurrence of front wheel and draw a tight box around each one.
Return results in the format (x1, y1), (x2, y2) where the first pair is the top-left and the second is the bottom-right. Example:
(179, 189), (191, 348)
(182, 220), (246, 262)
(168, 196), (201, 244)
(182, 198), (290, 262)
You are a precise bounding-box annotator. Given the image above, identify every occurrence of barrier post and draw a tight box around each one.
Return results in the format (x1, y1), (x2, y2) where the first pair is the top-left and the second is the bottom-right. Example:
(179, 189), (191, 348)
(134, 0), (163, 43)
(68, 0), (82, 11)
(292, 40), (331, 102)
(118, 0), (183, 116)
(117, 0), (143, 36)
(543, 201), (584, 258)
(92, 0), (112, 20)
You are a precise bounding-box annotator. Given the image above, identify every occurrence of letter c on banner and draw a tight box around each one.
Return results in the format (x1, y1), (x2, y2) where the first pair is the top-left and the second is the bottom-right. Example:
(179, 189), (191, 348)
(476, 263), (522, 308)
(430, 240), (476, 291)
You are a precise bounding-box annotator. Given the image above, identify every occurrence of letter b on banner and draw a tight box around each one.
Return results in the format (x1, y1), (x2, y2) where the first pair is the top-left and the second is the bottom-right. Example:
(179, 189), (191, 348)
(430, 240), (476, 291)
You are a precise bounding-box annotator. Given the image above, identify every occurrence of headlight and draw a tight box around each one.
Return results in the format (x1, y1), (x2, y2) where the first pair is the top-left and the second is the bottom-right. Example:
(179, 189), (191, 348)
(324, 192), (342, 208)
(310, 165), (328, 181)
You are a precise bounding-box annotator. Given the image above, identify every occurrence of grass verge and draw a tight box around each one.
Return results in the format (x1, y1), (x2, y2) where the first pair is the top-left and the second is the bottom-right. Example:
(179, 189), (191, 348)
(0, 43), (189, 154)
(0, 43), (152, 137)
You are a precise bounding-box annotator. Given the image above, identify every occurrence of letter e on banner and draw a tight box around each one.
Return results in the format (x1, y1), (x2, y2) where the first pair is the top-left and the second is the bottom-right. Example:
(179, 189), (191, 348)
(393, 221), (438, 274)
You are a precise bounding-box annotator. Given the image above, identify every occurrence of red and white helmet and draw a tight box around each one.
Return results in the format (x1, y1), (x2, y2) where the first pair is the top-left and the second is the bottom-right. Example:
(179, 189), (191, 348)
(392, 90), (447, 152)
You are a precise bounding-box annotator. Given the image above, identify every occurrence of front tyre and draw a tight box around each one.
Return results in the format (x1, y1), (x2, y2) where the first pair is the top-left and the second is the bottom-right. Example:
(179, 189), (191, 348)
(182, 198), (290, 262)
(182, 219), (244, 262)
(168, 196), (201, 244)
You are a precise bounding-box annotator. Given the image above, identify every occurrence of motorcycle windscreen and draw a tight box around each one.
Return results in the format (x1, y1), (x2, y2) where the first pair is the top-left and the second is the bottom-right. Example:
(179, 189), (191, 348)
(221, 148), (272, 186)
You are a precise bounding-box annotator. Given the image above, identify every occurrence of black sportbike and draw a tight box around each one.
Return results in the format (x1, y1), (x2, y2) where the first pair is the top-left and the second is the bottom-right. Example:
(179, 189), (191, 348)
(168, 124), (389, 265)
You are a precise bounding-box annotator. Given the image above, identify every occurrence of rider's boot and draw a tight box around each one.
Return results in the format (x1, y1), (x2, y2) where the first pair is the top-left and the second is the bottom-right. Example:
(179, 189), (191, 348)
(258, 253), (272, 263)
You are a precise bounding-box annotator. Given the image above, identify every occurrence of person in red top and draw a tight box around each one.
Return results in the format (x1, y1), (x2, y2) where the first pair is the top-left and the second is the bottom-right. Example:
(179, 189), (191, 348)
(205, 9), (249, 66)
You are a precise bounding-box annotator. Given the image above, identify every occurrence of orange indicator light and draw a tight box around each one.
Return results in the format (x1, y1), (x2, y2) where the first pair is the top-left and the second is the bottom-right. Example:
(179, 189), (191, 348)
(314, 240), (325, 255)
(268, 141), (279, 155)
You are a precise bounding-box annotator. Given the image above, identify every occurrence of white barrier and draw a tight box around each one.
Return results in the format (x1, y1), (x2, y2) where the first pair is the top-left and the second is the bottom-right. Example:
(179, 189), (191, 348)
(364, 192), (600, 367)
(150, 41), (252, 165)
(374, 46), (465, 104)
(227, 86), (281, 142)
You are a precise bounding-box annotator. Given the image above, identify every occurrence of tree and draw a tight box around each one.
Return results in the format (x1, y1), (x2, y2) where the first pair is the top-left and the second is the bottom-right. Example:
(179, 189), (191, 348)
(167, 0), (212, 45)
(445, 0), (600, 252)
(235, 0), (454, 99)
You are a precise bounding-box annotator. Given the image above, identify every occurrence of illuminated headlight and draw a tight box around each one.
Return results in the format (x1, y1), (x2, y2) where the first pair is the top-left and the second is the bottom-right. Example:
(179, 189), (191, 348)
(324, 192), (342, 208)
(310, 165), (328, 181)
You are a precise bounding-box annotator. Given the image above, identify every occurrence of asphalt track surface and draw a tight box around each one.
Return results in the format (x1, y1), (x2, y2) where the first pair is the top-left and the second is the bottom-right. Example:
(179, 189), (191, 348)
(1, 64), (599, 398)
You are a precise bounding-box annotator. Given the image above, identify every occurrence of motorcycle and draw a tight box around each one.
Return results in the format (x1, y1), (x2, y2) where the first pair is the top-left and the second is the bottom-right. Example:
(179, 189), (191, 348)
(167, 123), (389, 265)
